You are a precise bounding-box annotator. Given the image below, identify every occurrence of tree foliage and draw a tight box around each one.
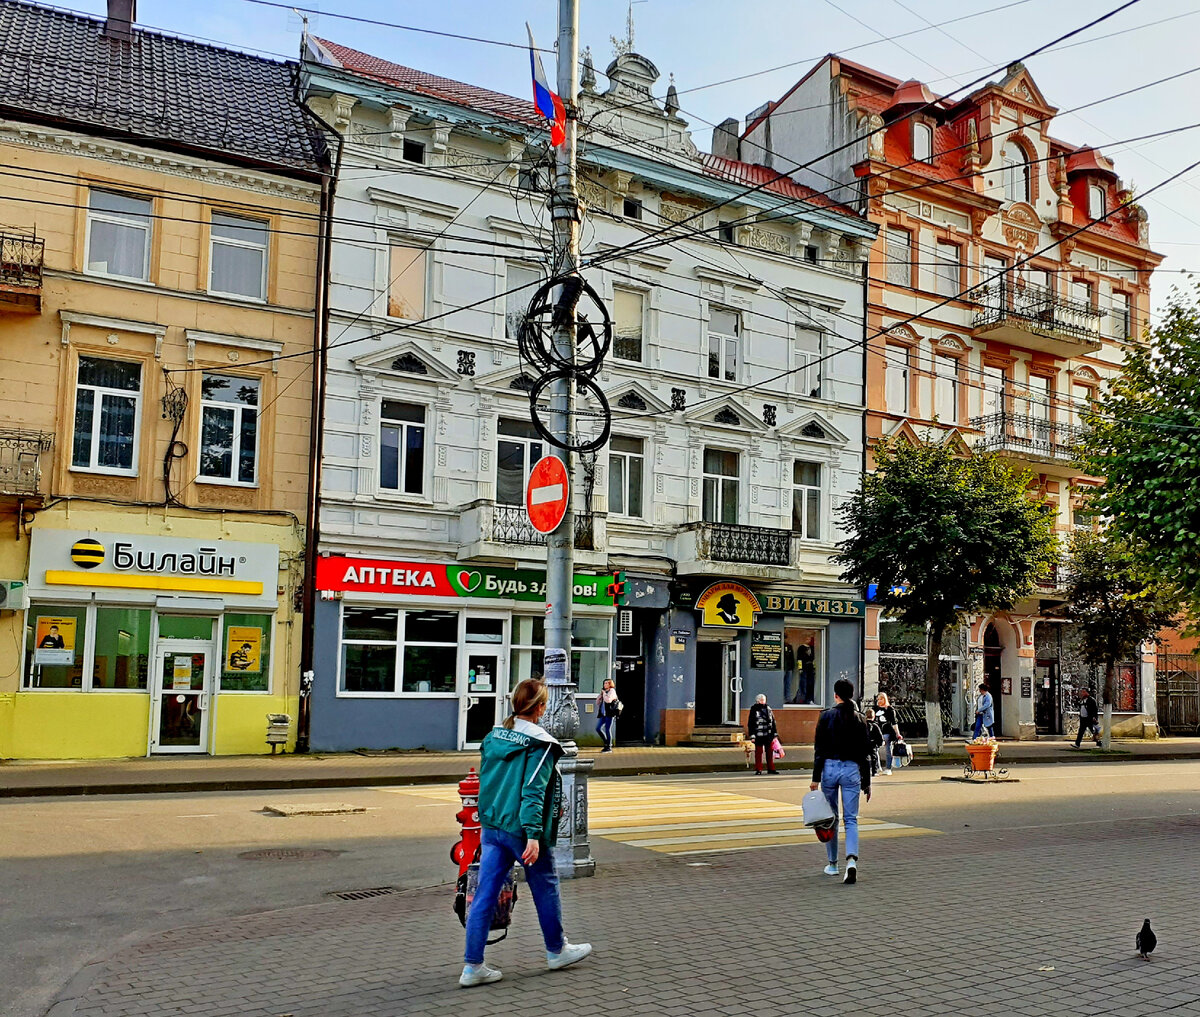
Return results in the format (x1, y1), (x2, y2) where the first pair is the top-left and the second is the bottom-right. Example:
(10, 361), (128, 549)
(1076, 281), (1200, 629)
(835, 437), (1058, 752)
(1063, 530), (1178, 747)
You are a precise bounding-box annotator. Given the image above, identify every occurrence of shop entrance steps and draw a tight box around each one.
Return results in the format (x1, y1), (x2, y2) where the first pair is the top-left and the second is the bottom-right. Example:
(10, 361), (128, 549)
(687, 725), (745, 746)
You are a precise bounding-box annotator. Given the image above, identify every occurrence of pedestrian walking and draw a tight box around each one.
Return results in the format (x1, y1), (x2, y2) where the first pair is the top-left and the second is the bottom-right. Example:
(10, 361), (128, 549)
(874, 693), (903, 775)
(1074, 688), (1101, 747)
(863, 707), (885, 777)
(460, 678), (591, 988)
(594, 678), (620, 752)
(811, 678), (873, 884)
(972, 682), (995, 739)
(747, 693), (779, 775)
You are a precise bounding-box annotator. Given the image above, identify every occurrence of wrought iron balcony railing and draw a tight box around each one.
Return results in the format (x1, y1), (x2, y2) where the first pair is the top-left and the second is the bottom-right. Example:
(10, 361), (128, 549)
(696, 521), (792, 566)
(0, 428), (54, 496)
(486, 502), (595, 550)
(0, 232), (45, 312)
(970, 411), (1085, 462)
(973, 282), (1103, 344)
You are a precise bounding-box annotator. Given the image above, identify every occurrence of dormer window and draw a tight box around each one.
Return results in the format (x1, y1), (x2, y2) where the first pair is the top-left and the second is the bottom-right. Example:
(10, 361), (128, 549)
(1001, 144), (1030, 204)
(623, 198), (643, 220)
(913, 122), (933, 163)
(402, 139), (426, 164)
(1089, 184), (1106, 220)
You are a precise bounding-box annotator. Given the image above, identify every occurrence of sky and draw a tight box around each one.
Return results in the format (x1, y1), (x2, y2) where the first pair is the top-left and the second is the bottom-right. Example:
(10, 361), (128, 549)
(65, 0), (1200, 314)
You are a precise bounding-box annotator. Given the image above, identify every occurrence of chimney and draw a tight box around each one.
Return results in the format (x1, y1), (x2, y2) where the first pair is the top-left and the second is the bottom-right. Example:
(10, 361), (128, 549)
(712, 118), (740, 160)
(105, 0), (136, 41)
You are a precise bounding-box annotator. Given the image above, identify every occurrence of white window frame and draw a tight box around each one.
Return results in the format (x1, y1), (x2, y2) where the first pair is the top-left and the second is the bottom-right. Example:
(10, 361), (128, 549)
(707, 308), (741, 382)
(913, 122), (933, 163)
(378, 399), (427, 496)
(71, 356), (142, 476)
(934, 355), (959, 423)
(608, 435), (645, 519)
(612, 288), (645, 363)
(791, 460), (823, 541)
(795, 326), (822, 399)
(85, 190), (152, 283)
(982, 364), (1008, 416)
(1001, 145), (1030, 204)
(208, 212), (269, 302)
(934, 241), (961, 298)
(885, 228), (911, 286)
(1111, 291), (1132, 338)
(197, 372), (261, 487)
(702, 447), (740, 524)
(337, 603), (461, 699)
(1089, 184), (1106, 220)
(387, 241), (428, 321)
(884, 346), (909, 414)
(496, 418), (544, 506)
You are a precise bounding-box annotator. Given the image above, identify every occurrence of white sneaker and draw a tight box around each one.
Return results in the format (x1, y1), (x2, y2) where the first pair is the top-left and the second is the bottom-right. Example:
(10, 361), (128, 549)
(843, 858), (857, 885)
(883, 769), (893, 776)
(823, 863), (839, 876)
(547, 940), (592, 971)
(459, 963), (502, 987)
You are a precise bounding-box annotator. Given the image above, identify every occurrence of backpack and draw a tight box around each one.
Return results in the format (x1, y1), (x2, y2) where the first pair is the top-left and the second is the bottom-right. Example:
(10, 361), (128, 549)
(453, 849), (519, 945)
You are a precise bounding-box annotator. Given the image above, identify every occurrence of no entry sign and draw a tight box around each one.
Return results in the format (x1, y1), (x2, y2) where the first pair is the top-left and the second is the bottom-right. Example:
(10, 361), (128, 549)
(526, 455), (570, 534)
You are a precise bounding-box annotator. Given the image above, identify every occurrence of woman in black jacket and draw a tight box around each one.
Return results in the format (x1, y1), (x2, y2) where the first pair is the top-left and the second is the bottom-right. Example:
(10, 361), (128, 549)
(746, 694), (779, 775)
(810, 678), (873, 884)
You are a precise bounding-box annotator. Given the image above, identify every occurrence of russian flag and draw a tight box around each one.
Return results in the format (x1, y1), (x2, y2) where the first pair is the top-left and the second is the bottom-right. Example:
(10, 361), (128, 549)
(527, 24), (566, 147)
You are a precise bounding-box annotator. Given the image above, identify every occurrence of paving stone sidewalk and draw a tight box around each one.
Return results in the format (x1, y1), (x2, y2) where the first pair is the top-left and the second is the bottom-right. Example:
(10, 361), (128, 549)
(51, 812), (1200, 1017)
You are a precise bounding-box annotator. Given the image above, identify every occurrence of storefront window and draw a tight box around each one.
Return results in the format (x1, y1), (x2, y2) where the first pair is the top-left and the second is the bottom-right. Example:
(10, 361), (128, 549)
(93, 607), (151, 689)
(159, 615), (215, 640)
(510, 614), (545, 690)
(571, 617), (611, 696)
(220, 613), (272, 691)
(402, 610), (456, 693)
(24, 605), (88, 689)
(782, 623), (824, 706)
(339, 605), (456, 695)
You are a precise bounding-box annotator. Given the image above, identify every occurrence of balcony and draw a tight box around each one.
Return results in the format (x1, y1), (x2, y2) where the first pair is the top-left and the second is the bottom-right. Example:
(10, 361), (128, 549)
(675, 521), (800, 580)
(0, 428), (54, 499)
(455, 500), (607, 566)
(973, 283), (1103, 355)
(970, 412), (1085, 470)
(0, 232), (45, 313)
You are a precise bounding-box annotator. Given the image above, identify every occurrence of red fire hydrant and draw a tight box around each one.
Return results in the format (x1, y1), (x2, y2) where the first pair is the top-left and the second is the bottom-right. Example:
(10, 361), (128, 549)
(451, 767), (481, 876)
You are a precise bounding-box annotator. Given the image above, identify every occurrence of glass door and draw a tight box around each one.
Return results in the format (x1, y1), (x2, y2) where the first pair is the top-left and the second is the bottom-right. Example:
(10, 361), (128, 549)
(722, 640), (742, 725)
(460, 615), (507, 748)
(152, 640), (213, 753)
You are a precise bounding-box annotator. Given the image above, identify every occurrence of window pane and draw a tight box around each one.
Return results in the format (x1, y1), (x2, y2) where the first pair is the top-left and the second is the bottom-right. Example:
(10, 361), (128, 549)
(79, 356), (140, 391)
(211, 242), (265, 299)
(402, 645), (456, 692)
(388, 244), (426, 320)
(498, 417), (539, 439)
(220, 613), (271, 691)
(90, 190), (152, 217)
(725, 337), (738, 381)
(509, 646), (545, 689)
(710, 309), (738, 336)
(885, 354), (908, 413)
(72, 387), (95, 467)
(88, 219), (148, 278)
(496, 439), (526, 505)
(237, 408), (258, 483)
(380, 423), (400, 490)
(702, 476), (717, 522)
(935, 359), (957, 422)
(98, 394), (136, 469)
(807, 488), (820, 540)
(708, 335), (720, 378)
(703, 448), (738, 476)
(611, 435), (642, 454)
(886, 230), (910, 285)
(342, 643), (397, 693)
(791, 489), (806, 533)
(572, 617), (609, 648)
(342, 606), (398, 642)
(92, 607), (153, 690)
(24, 606), (88, 689)
(212, 213), (268, 245)
(466, 617), (505, 643)
(381, 400), (423, 423)
(793, 461), (819, 486)
(157, 615), (214, 640)
(404, 425), (424, 494)
(202, 374), (260, 405)
(721, 478), (738, 523)
(506, 264), (541, 339)
(613, 289), (643, 361)
(511, 614), (545, 646)
(608, 455), (625, 514)
(406, 609), (458, 643)
(200, 405), (234, 478)
(627, 455), (643, 517)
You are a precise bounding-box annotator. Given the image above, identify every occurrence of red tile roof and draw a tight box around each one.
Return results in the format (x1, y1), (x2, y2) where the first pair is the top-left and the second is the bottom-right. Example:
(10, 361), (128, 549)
(702, 154), (861, 217)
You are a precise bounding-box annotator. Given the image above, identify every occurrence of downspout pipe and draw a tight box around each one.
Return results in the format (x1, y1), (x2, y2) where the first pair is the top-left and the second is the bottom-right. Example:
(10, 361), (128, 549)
(859, 242), (870, 697)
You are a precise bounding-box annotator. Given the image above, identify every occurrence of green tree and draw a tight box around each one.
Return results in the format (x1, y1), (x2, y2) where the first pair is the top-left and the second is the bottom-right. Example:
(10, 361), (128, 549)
(835, 438), (1057, 753)
(1062, 530), (1178, 748)
(1076, 280), (1200, 626)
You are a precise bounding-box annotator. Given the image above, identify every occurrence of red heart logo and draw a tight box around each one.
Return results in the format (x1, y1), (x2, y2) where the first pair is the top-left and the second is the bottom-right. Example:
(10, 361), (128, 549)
(457, 570), (482, 593)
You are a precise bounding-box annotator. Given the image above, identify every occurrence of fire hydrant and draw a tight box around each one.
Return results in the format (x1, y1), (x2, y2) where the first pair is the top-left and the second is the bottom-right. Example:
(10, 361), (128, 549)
(451, 767), (481, 876)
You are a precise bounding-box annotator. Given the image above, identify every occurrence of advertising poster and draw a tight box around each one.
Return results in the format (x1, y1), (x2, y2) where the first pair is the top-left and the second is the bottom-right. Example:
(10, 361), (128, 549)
(225, 626), (262, 674)
(34, 616), (77, 666)
(172, 655), (193, 689)
(750, 631), (783, 670)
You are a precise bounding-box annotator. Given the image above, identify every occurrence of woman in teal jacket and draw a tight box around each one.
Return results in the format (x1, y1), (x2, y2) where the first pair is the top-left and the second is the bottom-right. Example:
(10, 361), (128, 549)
(460, 678), (593, 988)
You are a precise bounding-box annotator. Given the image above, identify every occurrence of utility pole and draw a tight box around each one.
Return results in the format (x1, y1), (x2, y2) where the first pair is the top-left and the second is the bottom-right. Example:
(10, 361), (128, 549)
(541, 0), (594, 878)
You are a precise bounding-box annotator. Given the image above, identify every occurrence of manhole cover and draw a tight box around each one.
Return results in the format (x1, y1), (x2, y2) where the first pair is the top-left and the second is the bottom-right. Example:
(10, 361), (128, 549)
(327, 886), (399, 901)
(238, 848), (341, 862)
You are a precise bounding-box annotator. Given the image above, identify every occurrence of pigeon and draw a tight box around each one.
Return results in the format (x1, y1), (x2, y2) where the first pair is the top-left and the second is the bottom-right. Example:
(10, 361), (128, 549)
(1136, 919), (1157, 960)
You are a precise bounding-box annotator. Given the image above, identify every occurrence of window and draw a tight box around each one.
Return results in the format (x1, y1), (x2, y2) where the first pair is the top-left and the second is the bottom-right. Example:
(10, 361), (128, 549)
(220, 613), (272, 691)
(509, 615), (610, 697)
(86, 189), (152, 280)
(1112, 291), (1132, 338)
(339, 605), (457, 695)
(72, 356), (141, 473)
(380, 400), (426, 495)
(1089, 184), (1106, 220)
(1071, 279), (1093, 309)
(884, 347), (909, 414)
(199, 373), (260, 485)
(388, 243), (427, 320)
(505, 263), (541, 339)
(983, 254), (1007, 306)
(792, 461), (822, 540)
(718, 220), (736, 244)
(982, 364), (1007, 416)
(496, 417), (543, 505)
(24, 605), (89, 689)
(935, 356), (959, 423)
(804, 245), (819, 265)
(608, 436), (644, 518)
(1001, 144), (1030, 203)
(623, 198), (643, 219)
(1070, 382), (1095, 429)
(209, 213), (268, 300)
(886, 228), (911, 286)
(1026, 374), (1052, 441)
(702, 448), (739, 523)
(913, 122), (933, 163)
(934, 241), (961, 298)
(91, 607), (152, 690)
(707, 308), (740, 381)
(613, 289), (644, 362)
(402, 139), (426, 164)
(795, 327), (822, 398)
(783, 624), (824, 705)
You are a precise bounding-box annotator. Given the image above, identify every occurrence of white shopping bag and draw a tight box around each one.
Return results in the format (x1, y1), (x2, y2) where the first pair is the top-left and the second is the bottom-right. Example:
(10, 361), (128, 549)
(801, 788), (836, 828)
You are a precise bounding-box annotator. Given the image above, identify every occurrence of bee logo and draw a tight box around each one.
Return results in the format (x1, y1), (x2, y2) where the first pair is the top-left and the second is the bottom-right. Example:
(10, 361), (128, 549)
(70, 538), (105, 569)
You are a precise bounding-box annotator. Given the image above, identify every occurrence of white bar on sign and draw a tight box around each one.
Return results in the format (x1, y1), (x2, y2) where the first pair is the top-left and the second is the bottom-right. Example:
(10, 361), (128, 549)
(530, 483), (564, 505)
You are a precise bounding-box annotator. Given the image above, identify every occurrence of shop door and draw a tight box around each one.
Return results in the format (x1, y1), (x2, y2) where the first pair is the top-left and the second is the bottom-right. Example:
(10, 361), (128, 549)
(152, 641), (213, 753)
(1035, 661), (1061, 734)
(614, 656), (645, 745)
(694, 641), (724, 726)
(460, 613), (507, 749)
(723, 641), (742, 725)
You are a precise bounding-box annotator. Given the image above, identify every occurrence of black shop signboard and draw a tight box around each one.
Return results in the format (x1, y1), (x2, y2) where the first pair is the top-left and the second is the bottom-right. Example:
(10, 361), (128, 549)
(750, 631), (783, 670)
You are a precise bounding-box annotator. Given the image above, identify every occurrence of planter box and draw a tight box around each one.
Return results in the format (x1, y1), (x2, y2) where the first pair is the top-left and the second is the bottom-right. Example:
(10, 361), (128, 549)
(965, 744), (999, 772)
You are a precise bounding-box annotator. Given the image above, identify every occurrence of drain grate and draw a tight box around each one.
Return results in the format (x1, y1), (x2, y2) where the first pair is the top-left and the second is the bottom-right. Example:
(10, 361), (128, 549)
(238, 848), (341, 862)
(328, 886), (400, 901)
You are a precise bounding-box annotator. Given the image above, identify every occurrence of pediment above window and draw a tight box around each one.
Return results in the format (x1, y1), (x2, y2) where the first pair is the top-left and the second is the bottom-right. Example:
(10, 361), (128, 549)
(352, 342), (460, 383)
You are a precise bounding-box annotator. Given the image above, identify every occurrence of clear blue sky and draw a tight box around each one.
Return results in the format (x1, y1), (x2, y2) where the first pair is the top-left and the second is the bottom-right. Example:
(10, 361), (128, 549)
(67, 0), (1200, 308)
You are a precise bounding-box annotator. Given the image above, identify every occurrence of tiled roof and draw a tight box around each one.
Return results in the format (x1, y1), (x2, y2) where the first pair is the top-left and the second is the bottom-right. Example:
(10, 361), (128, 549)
(313, 38), (539, 127)
(702, 154), (861, 218)
(0, 0), (325, 175)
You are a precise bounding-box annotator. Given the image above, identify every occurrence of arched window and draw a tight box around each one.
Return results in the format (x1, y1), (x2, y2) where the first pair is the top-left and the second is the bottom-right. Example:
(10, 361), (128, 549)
(1089, 184), (1106, 220)
(913, 122), (933, 163)
(1001, 144), (1030, 203)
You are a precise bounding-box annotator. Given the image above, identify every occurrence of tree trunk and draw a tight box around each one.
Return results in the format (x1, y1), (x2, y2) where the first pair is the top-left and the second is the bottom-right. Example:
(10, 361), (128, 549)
(925, 625), (944, 755)
(1101, 659), (1115, 750)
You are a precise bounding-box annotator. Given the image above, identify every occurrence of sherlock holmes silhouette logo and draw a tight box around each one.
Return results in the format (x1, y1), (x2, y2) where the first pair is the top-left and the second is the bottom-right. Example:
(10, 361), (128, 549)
(695, 582), (762, 628)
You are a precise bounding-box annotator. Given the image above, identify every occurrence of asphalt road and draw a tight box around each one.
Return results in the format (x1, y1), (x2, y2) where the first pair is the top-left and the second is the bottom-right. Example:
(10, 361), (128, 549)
(2, 760), (1198, 1017)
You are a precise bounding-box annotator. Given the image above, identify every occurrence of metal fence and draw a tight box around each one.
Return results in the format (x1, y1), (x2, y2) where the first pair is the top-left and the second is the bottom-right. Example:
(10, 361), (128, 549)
(488, 503), (595, 550)
(1156, 653), (1200, 735)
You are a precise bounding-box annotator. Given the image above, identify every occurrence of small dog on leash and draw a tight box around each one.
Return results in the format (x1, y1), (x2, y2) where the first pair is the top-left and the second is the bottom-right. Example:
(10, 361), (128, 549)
(742, 738), (755, 768)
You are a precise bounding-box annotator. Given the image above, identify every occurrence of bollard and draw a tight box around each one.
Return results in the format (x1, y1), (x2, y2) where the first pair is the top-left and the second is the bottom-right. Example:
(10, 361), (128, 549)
(451, 767), (481, 876)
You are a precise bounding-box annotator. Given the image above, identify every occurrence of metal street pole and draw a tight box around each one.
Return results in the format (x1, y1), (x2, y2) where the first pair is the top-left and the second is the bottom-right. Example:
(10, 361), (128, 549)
(541, 0), (594, 878)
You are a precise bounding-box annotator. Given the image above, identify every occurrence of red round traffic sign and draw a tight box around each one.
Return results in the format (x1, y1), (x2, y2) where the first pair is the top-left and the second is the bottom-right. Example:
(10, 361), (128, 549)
(526, 455), (570, 534)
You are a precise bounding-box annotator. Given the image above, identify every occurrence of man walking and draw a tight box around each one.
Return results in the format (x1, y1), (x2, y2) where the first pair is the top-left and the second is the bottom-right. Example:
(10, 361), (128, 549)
(1074, 688), (1101, 747)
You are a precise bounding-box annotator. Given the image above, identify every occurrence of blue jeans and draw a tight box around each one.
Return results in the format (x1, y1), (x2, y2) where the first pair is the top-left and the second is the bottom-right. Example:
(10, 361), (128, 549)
(820, 759), (862, 864)
(595, 715), (615, 748)
(881, 733), (894, 770)
(464, 828), (564, 965)
(973, 715), (994, 738)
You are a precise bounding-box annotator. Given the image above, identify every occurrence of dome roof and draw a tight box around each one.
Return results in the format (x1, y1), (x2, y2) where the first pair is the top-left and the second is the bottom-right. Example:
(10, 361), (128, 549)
(1066, 148), (1117, 180)
(884, 79), (935, 117)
